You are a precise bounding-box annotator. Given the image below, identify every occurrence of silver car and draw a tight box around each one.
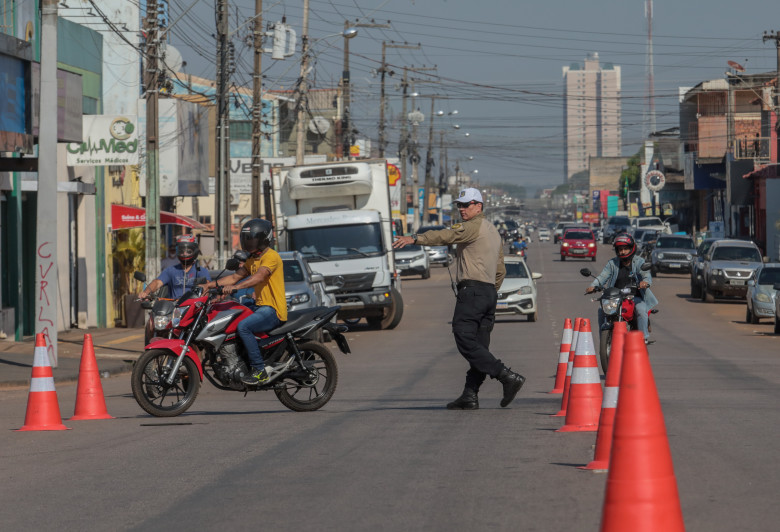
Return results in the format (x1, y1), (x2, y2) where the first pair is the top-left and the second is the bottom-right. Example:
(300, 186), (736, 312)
(280, 251), (336, 311)
(746, 264), (780, 324)
(700, 240), (763, 301)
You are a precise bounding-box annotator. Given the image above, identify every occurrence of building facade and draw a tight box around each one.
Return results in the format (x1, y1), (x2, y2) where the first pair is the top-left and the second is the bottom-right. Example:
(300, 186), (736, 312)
(563, 53), (621, 182)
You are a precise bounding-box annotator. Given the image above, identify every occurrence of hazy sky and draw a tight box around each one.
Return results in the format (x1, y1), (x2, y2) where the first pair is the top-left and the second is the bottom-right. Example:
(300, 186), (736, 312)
(169, 0), (780, 191)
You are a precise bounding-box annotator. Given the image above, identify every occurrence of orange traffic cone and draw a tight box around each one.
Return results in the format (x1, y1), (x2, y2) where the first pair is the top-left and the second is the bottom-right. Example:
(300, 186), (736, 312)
(549, 318), (573, 394)
(16, 334), (70, 431)
(70, 334), (113, 421)
(557, 319), (602, 432)
(600, 331), (685, 531)
(551, 318), (582, 417)
(581, 321), (628, 470)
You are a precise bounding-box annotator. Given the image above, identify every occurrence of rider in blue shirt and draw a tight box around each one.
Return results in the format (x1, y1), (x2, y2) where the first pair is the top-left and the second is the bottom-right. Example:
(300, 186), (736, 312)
(139, 234), (211, 300)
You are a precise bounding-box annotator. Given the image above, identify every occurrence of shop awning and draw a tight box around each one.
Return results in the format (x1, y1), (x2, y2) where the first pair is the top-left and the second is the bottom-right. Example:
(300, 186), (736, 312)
(743, 163), (779, 180)
(111, 204), (207, 230)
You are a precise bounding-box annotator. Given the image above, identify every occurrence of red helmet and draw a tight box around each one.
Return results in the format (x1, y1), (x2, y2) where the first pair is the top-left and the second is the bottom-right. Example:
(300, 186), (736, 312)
(175, 234), (199, 266)
(613, 233), (636, 261)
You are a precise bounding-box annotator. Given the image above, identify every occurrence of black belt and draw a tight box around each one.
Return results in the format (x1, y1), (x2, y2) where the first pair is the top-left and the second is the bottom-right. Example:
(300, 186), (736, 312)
(457, 280), (494, 290)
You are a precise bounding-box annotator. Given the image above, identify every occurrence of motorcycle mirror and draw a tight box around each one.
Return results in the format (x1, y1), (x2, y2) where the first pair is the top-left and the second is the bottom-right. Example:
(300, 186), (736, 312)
(140, 300), (153, 310)
(134, 271), (147, 282)
(579, 268), (592, 277)
(225, 258), (240, 271)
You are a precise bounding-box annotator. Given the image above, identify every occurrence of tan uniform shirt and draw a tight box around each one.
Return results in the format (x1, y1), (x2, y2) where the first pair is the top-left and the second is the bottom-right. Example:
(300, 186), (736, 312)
(415, 213), (505, 290)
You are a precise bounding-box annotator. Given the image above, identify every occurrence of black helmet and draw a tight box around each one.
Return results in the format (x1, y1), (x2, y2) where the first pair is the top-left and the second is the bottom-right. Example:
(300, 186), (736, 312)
(240, 218), (273, 256)
(175, 234), (199, 266)
(613, 233), (636, 261)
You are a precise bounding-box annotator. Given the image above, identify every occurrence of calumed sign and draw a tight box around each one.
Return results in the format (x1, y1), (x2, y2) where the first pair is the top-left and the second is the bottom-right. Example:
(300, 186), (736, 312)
(66, 115), (139, 166)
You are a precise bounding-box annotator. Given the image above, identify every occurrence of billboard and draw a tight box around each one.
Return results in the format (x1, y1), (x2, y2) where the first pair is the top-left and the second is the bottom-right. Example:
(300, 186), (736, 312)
(66, 115), (139, 166)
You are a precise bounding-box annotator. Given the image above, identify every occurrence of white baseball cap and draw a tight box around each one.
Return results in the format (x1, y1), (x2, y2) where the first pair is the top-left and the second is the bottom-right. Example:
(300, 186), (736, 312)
(454, 187), (483, 204)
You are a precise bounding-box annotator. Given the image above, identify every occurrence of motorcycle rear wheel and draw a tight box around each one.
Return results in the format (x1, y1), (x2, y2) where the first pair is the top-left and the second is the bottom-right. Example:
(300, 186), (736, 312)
(131, 349), (201, 417)
(275, 341), (338, 412)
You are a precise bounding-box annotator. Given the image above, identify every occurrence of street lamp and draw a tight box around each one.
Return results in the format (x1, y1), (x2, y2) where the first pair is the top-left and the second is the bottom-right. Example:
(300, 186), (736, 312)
(339, 25), (359, 158)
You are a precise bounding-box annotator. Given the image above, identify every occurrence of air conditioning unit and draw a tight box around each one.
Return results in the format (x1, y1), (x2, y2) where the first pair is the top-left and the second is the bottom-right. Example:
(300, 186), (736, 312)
(230, 192), (240, 205)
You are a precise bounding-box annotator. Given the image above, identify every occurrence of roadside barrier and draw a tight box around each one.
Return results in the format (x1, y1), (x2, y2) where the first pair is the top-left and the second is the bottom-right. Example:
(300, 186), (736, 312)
(70, 334), (114, 421)
(557, 319), (602, 432)
(549, 318), (573, 394)
(551, 318), (581, 417)
(16, 334), (70, 432)
(600, 332), (684, 531)
(581, 321), (627, 470)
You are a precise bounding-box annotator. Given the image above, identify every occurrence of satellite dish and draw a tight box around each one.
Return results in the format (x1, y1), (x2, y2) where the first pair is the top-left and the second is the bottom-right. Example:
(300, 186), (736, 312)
(163, 45), (184, 73)
(727, 60), (745, 72)
(308, 116), (330, 135)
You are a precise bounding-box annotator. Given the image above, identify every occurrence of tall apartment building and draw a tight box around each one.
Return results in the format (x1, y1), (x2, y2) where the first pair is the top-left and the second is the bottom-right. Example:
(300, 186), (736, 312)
(563, 53), (621, 182)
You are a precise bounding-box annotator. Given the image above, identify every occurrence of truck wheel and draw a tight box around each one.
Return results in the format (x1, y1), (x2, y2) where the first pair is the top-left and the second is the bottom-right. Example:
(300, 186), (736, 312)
(368, 288), (404, 330)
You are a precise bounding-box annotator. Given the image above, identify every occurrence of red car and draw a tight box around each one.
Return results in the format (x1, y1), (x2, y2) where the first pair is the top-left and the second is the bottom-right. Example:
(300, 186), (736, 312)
(560, 227), (597, 261)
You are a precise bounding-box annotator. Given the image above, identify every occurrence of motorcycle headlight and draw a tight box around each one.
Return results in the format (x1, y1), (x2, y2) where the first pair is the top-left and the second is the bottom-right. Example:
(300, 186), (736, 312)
(518, 286), (532, 295)
(172, 305), (190, 327)
(756, 292), (771, 303)
(288, 293), (310, 305)
(154, 314), (172, 330)
(601, 298), (620, 316)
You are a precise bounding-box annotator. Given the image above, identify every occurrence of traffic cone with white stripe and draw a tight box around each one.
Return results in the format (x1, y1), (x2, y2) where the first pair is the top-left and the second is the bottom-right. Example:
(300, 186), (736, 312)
(16, 334), (70, 431)
(581, 321), (628, 470)
(600, 332), (684, 531)
(549, 318), (574, 394)
(70, 334), (113, 421)
(551, 318), (582, 417)
(557, 319), (602, 432)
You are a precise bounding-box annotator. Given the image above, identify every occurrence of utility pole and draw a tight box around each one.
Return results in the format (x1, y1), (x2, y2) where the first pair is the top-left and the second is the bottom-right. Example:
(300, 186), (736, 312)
(37, 0), (59, 365)
(144, 0), (162, 282)
(295, 0), (310, 164)
(763, 30), (780, 167)
(399, 68), (409, 227)
(438, 130), (445, 224)
(341, 21), (389, 159)
(379, 42), (420, 158)
(251, 0), (263, 218)
(423, 96), (436, 225)
(409, 85), (422, 231)
(215, 0), (230, 266)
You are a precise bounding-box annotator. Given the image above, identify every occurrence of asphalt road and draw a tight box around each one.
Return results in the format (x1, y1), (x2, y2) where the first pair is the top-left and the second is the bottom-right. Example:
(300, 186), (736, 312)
(0, 239), (778, 531)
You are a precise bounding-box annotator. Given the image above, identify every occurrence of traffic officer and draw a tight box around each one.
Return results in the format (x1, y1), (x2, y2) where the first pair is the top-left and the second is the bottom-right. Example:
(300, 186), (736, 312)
(393, 188), (525, 409)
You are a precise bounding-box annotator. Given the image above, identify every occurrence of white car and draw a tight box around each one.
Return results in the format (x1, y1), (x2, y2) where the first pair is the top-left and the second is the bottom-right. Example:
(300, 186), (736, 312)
(394, 244), (431, 279)
(538, 229), (551, 241)
(630, 216), (671, 235)
(495, 256), (542, 321)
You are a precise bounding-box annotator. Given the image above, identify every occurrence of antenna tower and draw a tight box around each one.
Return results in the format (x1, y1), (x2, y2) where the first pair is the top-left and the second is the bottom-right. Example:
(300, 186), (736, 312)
(645, 0), (656, 136)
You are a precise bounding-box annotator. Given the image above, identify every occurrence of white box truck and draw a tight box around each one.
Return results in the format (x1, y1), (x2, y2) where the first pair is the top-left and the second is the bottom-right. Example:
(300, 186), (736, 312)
(271, 159), (403, 329)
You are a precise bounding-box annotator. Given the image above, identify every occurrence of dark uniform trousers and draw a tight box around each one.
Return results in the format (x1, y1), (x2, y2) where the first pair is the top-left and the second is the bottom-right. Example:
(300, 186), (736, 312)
(452, 281), (504, 392)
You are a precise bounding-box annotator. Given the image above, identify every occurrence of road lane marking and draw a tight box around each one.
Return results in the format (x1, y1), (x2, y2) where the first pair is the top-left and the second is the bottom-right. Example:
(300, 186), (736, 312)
(104, 334), (144, 345)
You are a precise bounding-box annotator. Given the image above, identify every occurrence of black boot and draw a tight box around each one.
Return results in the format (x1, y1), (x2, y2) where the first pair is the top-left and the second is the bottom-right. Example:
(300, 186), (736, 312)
(446, 388), (479, 410)
(497, 368), (525, 407)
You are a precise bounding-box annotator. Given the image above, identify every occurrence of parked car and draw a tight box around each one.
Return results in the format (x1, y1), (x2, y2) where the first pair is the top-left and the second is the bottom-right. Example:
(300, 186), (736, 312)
(560, 227), (597, 261)
(495, 256), (542, 321)
(603, 215), (631, 244)
(746, 264), (780, 324)
(538, 228), (551, 241)
(629, 216), (672, 236)
(650, 235), (696, 276)
(418, 225), (453, 266)
(690, 238), (720, 298)
(395, 244), (431, 279)
(700, 239), (764, 302)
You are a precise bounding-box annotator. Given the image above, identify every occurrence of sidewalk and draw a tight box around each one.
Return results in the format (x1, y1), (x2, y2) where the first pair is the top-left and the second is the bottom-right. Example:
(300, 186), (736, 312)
(0, 327), (146, 389)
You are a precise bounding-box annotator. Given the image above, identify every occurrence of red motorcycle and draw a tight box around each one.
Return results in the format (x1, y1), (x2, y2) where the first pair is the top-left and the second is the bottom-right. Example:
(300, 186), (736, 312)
(580, 265), (657, 373)
(131, 260), (350, 417)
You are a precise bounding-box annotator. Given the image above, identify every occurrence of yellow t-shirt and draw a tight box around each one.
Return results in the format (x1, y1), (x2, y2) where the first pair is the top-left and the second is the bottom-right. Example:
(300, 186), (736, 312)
(245, 249), (287, 322)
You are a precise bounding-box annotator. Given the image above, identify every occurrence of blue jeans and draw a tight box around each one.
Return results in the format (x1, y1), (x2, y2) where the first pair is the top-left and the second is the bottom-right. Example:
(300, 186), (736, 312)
(597, 297), (650, 340)
(236, 305), (282, 370)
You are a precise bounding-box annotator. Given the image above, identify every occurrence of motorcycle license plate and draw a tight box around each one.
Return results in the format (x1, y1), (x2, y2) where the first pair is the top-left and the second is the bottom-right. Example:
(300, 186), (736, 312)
(730, 279), (746, 286)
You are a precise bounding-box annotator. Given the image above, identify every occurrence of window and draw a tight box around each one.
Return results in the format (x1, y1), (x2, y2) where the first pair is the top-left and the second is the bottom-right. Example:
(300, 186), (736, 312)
(282, 260), (305, 282)
(711, 246), (761, 262)
(505, 262), (529, 279)
(230, 120), (252, 141)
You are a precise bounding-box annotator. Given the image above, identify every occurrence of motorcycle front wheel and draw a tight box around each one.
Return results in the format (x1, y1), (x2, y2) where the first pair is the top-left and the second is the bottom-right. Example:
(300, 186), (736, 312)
(131, 349), (201, 417)
(275, 341), (338, 412)
(599, 329), (612, 374)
